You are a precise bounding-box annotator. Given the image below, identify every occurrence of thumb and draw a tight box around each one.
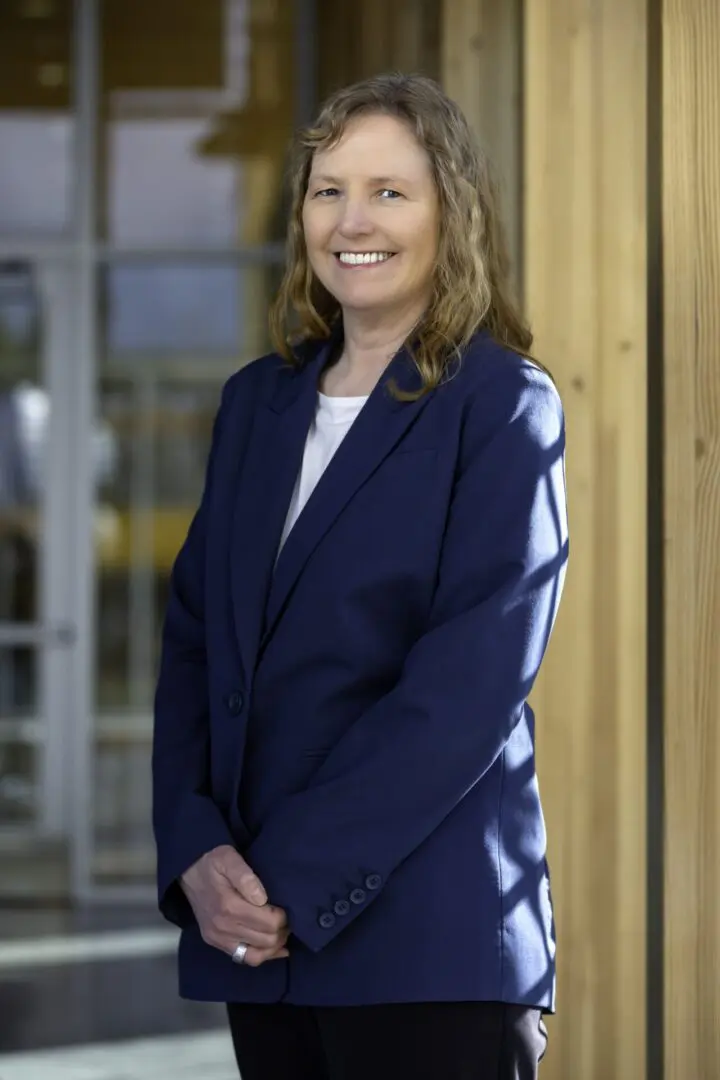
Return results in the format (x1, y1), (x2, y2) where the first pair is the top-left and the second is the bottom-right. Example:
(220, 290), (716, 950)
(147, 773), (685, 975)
(221, 850), (268, 906)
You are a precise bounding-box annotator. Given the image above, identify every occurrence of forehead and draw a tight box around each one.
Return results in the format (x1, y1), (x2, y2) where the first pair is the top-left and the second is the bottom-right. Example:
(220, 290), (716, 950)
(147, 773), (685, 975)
(310, 113), (431, 178)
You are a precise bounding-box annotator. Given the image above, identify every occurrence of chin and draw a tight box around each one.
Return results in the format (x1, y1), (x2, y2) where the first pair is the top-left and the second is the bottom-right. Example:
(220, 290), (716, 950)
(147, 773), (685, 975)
(335, 285), (402, 312)
(338, 298), (393, 318)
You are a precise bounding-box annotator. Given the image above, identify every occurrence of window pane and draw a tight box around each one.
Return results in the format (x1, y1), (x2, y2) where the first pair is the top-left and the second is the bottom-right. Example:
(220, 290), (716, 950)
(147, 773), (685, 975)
(101, 260), (277, 358)
(101, 0), (297, 248)
(0, 264), (42, 627)
(93, 376), (222, 885)
(93, 256), (277, 883)
(105, 264), (242, 355)
(108, 119), (240, 248)
(0, 647), (39, 825)
(0, 2), (74, 235)
(93, 737), (154, 884)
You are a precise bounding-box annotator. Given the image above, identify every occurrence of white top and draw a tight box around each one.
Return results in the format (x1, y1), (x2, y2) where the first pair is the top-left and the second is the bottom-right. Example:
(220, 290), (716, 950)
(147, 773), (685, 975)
(278, 391), (369, 552)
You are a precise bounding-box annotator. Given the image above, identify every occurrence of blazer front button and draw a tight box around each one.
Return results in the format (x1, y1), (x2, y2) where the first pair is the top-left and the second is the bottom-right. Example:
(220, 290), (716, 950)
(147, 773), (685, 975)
(333, 899), (351, 917)
(365, 874), (382, 891)
(318, 912), (336, 930)
(226, 692), (244, 715)
(349, 888), (366, 905)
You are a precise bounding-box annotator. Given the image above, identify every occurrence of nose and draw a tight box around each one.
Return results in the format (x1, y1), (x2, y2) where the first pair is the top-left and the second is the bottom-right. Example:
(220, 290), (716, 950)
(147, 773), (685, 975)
(337, 198), (374, 237)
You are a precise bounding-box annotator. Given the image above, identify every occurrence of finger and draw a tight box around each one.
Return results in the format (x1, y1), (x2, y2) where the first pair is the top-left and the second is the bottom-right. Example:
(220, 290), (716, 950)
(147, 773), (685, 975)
(217, 850), (267, 906)
(213, 918), (289, 951)
(240, 945), (290, 968)
(218, 895), (288, 933)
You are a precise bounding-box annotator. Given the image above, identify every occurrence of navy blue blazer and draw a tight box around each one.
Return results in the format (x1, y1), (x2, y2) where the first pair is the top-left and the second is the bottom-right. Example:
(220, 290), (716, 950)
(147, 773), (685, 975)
(152, 330), (568, 1010)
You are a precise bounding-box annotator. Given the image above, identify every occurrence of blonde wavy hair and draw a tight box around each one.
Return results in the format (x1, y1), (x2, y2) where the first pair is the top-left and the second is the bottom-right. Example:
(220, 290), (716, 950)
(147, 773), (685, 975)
(269, 72), (534, 398)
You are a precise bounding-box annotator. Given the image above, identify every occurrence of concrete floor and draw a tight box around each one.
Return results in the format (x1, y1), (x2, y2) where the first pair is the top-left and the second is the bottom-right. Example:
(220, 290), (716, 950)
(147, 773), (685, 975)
(0, 906), (231, 1077)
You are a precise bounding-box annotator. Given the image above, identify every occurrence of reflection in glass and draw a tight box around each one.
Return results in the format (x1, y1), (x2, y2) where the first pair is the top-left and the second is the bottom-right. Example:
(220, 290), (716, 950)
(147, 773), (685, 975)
(102, 0), (296, 248)
(96, 377), (223, 710)
(0, 117), (73, 235)
(0, 2), (74, 234)
(106, 264), (243, 354)
(93, 738), (155, 883)
(94, 253), (273, 879)
(92, 0), (299, 884)
(93, 377), (222, 882)
(102, 261), (274, 359)
(108, 118), (240, 248)
(0, 268), (41, 837)
(0, 656), (36, 824)
(0, 266), (41, 661)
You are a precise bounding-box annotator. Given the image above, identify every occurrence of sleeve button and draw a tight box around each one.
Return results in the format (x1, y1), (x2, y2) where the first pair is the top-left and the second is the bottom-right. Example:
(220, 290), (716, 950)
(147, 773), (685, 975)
(225, 691), (244, 715)
(333, 899), (351, 916)
(349, 888), (366, 905)
(318, 912), (336, 930)
(365, 874), (382, 891)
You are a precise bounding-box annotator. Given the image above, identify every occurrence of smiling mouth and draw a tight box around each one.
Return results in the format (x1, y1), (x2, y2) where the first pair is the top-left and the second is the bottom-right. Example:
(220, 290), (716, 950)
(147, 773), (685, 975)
(334, 252), (396, 267)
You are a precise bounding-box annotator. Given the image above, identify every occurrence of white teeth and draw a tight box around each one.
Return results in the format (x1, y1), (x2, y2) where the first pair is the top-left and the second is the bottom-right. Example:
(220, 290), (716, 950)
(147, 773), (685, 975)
(337, 252), (393, 265)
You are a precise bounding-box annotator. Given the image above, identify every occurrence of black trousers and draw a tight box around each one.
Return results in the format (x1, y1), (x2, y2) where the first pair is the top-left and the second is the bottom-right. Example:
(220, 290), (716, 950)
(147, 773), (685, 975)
(227, 1001), (548, 1080)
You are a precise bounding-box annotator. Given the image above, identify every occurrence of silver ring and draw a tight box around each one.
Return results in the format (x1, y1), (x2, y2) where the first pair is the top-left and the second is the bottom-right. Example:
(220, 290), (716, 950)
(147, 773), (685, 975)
(232, 942), (249, 965)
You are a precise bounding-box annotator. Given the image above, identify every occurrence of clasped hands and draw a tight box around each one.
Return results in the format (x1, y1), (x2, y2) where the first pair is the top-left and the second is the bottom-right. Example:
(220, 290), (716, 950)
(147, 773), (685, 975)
(180, 844), (289, 967)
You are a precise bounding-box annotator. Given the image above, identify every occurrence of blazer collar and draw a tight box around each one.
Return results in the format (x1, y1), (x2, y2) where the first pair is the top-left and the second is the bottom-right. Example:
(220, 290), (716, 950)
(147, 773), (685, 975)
(230, 334), (432, 679)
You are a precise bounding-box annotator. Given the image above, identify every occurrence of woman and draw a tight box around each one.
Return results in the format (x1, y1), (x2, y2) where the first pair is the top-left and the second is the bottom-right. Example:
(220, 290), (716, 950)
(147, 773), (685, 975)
(153, 73), (568, 1079)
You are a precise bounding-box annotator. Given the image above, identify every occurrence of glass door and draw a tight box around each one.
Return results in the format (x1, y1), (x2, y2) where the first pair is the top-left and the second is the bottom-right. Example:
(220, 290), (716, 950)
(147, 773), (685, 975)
(0, 259), (78, 897)
(84, 0), (297, 896)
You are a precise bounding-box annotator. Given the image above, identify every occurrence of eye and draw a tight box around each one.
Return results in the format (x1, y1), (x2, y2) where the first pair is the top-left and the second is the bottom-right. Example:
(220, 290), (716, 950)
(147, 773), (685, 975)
(313, 187), (340, 198)
(378, 188), (403, 200)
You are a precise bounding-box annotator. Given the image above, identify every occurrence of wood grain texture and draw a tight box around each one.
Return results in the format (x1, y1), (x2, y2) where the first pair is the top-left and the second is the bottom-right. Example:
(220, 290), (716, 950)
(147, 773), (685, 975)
(441, 0), (522, 283)
(316, 0), (441, 95)
(523, 2), (647, 1077)
(663, 2), (720, 1076)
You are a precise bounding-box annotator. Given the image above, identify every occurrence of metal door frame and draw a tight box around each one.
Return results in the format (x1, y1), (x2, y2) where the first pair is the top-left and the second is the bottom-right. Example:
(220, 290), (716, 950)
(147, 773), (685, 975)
(2, 0), (317, 904)
(0, 259), (79, 842)
(0, 0), (97, 901)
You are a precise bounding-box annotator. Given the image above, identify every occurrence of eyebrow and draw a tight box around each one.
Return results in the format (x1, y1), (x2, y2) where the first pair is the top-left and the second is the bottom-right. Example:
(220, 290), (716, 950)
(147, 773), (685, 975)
(309, 174), (414, 187)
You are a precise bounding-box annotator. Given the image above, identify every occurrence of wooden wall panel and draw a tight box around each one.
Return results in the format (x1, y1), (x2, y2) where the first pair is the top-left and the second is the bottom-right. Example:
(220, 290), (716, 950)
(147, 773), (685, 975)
(316, 0), (441, 97)
(523, 3), (647, 1078)
(441, 0), (522, 285)
(663, 2), (720, 1076)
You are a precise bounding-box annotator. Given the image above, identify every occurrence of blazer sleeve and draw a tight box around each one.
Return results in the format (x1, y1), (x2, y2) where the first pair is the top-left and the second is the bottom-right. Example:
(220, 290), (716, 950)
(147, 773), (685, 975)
(245, 363), (569, 952)
(152, 376), (238, 928)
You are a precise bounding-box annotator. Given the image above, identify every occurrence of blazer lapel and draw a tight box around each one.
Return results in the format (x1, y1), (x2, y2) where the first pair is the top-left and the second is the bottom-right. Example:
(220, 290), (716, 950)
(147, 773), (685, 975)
(229, 344), (327, 682)
(263, 346), (434, 648)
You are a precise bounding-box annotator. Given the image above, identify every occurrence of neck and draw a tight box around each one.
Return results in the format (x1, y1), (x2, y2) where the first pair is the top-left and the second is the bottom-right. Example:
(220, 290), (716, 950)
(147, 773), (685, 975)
(330, 302), (425, 390)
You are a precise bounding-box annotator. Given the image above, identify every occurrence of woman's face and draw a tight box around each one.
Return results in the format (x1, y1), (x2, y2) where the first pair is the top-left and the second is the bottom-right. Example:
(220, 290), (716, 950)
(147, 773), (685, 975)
(303, 113), (440, 323)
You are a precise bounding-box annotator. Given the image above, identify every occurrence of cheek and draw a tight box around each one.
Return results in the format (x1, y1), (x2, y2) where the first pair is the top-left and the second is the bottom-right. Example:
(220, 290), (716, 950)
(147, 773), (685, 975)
(302, 232), (326, 285)
(303, 214), (337, 283)
(302, 199), (329, 248)
(302, 209), (318, 254)
(409, 216), (440, 280)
